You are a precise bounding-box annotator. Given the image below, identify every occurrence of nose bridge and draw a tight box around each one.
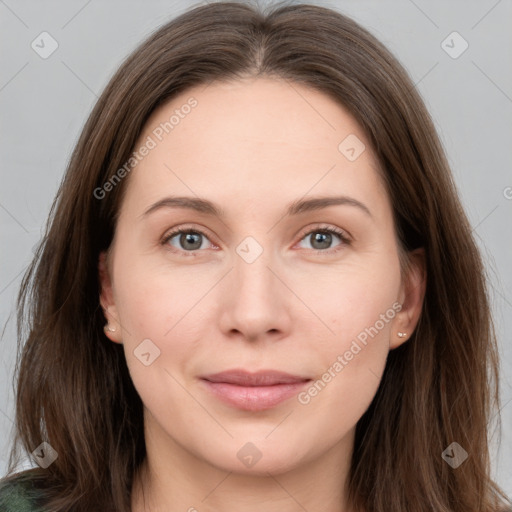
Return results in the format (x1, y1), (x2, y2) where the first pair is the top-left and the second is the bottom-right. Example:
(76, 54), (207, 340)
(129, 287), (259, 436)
(218, 234), (291, 339)
(232, 235), (275, 300)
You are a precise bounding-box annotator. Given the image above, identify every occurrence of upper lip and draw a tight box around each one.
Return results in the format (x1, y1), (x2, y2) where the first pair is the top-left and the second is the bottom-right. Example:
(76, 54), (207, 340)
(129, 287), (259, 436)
(201, 369), (311, 386)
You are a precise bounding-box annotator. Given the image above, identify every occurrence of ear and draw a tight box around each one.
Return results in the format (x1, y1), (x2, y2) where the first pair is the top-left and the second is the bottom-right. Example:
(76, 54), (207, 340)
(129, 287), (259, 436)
(390, 248), (426, 349)
(98, 251), (123, 344)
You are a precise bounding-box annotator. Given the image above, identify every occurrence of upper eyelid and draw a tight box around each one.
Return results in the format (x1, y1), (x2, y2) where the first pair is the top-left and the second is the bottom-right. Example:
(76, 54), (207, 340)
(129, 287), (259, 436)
(296, 224), (350, 240)
(162, 223), (215, 242)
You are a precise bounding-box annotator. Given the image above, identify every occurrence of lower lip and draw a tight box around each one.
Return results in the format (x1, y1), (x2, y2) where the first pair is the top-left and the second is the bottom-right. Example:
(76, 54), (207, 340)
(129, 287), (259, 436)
(201, 379), (311, 411)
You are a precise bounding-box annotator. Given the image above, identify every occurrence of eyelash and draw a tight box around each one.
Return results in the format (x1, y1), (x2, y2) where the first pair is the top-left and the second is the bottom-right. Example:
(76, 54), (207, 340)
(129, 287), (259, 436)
(161, 224), (351, 257)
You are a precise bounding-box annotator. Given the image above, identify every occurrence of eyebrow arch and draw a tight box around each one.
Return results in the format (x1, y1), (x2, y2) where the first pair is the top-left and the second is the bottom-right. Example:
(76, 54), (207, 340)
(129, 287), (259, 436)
(141, 195), (372, 219)
(287, 196), (372, 218)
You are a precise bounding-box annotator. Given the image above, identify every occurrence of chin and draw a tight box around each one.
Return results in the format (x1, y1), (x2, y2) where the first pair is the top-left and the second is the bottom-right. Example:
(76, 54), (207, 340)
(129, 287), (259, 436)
(202, 439), (306, 476)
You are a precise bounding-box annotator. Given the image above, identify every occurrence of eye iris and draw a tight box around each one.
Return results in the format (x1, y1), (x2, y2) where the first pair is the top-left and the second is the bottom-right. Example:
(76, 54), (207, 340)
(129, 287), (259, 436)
(311, 232), (332, 250)
(180, 232), (202, 250)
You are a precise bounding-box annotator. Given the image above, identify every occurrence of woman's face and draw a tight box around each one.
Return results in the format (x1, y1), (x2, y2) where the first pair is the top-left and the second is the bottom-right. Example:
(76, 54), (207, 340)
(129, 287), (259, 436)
(100, 77), (424, 476)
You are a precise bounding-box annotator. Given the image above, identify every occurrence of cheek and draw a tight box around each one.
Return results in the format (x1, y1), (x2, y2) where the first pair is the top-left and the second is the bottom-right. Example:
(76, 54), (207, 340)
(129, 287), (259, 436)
(297, 257), (400, 409)
(296, 289), (394, 432)
(113, 261), (198, 341)
(111, 261), (212, 394)
(314, 254), (400, 344)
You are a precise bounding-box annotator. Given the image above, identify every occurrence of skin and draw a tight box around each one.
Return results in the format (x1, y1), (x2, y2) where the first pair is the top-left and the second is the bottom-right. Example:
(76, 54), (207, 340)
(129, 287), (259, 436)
(99, 77), (426, 512)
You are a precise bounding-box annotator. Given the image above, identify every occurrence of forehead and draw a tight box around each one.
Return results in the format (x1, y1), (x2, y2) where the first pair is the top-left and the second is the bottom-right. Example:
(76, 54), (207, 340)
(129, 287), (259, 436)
(120, 77), (389, 218)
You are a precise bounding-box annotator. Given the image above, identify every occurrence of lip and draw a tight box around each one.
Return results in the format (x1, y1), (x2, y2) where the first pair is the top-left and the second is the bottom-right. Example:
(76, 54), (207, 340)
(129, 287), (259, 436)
(200, 369), (311, 411)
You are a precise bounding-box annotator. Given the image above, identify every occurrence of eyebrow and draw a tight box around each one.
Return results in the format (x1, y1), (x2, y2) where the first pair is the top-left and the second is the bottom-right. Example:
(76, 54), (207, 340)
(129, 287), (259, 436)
(141, 195), (372, 219)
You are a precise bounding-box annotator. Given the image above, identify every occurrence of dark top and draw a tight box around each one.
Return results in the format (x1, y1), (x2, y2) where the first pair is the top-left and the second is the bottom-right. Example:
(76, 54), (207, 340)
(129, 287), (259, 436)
(0, 475), (45, 512)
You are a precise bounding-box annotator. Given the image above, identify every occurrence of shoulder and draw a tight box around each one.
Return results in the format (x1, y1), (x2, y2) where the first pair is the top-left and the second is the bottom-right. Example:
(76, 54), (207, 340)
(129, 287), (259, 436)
(0, 472), (47, 512)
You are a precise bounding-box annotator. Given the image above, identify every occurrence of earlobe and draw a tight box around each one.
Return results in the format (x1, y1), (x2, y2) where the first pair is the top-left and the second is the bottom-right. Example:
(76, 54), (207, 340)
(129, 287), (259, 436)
(98, 251), (123, 344)
(390, 248), (427, 349)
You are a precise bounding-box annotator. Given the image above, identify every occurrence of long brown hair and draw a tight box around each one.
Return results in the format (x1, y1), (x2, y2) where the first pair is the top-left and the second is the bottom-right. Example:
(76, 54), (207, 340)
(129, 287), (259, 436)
(3, 1), (510, 511)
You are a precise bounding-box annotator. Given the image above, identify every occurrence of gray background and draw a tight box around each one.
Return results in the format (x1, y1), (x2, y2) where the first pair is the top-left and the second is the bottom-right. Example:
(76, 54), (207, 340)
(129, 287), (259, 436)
(1, 0), (511, 496)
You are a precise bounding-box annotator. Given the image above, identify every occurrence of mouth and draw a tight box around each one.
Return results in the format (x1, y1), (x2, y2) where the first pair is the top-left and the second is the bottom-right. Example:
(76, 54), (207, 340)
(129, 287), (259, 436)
(200, 369), (312, 411)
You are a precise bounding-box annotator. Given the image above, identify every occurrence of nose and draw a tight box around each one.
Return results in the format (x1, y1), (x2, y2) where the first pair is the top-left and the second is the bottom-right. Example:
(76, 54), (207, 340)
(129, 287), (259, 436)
(217, 245), (293, 343)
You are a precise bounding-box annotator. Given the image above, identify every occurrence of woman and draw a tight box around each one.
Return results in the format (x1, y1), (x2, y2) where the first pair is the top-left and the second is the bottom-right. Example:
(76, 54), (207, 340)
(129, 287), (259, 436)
(1, 1), (510, 511)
